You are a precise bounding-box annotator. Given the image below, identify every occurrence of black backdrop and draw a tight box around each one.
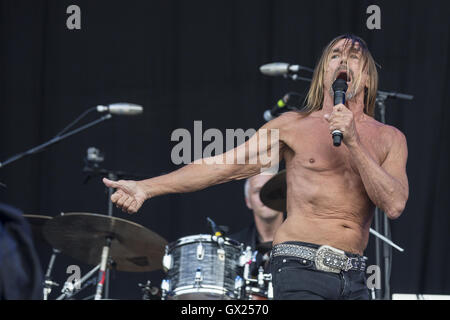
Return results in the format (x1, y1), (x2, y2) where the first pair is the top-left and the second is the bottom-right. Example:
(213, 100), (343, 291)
(1, 0), (449, 299)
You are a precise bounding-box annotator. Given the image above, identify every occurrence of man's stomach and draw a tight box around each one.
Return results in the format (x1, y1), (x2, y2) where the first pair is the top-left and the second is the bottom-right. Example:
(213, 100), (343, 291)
(273, 212), (372, 255)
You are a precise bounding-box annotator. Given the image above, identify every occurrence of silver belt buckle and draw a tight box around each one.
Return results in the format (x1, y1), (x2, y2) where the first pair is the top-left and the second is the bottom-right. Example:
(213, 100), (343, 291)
(315, 245), (351, 274)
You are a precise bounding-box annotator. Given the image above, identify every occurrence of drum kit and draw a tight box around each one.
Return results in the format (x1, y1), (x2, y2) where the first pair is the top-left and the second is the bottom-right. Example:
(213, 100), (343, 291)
(24, 170), (286, 300)
(26, 213), (275, 300)
(23, 168), (333, 300)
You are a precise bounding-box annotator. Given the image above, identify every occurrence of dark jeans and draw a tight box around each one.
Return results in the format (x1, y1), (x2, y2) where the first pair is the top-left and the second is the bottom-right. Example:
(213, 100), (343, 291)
(270, 242), (370, 300)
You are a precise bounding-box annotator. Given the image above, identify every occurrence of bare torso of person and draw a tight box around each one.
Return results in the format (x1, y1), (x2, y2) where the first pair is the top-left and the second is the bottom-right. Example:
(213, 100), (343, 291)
(273, 111), (391, 255)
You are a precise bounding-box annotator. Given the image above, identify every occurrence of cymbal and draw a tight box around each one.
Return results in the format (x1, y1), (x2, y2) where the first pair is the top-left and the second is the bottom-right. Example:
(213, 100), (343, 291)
(259, 170), (287, 212)
(23, 214), (53, 246)
(43, 212), (167, 272)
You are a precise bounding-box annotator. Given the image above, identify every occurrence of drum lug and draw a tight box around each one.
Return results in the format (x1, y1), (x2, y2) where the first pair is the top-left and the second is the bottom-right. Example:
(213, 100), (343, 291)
(194, 267), (203, 287)
(217, 248), (225, 261)
(234, 276), (243, 299)
(161, 279), (171, 300)
(162, 253), (172, 272)
(197, 242), (205, 260)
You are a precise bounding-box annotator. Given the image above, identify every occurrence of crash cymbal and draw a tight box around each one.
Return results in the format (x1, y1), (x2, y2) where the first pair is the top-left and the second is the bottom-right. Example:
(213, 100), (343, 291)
(23, 214), (53, 246)
(259, 170), (287, 212)
(43, 212), (167, 272)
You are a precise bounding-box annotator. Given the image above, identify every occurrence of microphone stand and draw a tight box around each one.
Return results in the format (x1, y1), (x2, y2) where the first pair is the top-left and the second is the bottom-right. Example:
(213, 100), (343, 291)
(0, 114), (112, 169)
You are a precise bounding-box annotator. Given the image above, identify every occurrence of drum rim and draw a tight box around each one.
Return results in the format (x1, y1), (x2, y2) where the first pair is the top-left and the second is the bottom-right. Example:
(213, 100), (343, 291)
(169, 285), (235, 299)
(167, 234), (242, 250)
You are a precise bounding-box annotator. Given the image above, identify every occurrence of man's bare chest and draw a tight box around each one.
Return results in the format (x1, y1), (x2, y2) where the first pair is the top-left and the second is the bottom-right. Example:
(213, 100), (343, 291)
(282, 117), (387, 172)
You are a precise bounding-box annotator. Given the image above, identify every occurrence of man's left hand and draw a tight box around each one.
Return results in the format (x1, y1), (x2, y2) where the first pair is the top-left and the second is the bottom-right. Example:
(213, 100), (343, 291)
(324, 104), (360, 146)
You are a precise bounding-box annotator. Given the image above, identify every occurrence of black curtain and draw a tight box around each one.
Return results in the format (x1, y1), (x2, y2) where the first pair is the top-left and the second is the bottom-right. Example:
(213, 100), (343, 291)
(0, 0), (449, 299)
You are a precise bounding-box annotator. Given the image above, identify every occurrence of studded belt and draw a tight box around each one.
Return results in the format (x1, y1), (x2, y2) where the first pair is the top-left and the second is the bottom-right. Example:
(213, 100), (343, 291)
(272, 243), (367, 274)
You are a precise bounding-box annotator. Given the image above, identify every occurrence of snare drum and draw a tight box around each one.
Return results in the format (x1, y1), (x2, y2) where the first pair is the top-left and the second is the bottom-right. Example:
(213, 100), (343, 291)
(161, 234), (244, 300)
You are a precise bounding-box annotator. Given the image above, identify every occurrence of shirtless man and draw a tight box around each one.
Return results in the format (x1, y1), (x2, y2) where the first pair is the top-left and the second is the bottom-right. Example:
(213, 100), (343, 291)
(103, 34), (408, 300)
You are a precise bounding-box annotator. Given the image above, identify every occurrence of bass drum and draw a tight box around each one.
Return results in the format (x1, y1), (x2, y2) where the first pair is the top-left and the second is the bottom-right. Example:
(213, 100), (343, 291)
(161, 234), (244, 300)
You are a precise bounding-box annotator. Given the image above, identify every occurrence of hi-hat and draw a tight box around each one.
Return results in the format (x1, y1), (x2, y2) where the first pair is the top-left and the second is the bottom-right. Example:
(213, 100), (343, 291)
(43, 212), (167, 272)
(259, 170), (287, 212)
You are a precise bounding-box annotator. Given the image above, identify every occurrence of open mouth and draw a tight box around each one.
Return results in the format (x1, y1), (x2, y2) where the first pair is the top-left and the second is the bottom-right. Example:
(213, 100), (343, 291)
(335, 70), (352, 83)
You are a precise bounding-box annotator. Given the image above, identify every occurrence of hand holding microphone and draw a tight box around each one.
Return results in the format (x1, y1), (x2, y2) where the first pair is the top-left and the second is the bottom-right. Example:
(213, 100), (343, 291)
(324, 79), (358, 147)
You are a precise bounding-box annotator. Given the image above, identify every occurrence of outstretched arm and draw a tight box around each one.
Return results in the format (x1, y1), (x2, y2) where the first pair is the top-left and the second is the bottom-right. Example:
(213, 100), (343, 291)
(103, 114), (290, 213)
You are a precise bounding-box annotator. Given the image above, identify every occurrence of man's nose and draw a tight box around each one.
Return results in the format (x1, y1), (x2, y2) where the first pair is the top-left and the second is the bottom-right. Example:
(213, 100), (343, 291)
(339, 55), (348, 65)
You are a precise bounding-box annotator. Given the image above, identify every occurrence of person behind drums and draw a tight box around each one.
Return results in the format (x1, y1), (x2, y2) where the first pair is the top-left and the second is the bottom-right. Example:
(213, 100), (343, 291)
(103, 34), (409, 300)
(229, 173), (284, 277)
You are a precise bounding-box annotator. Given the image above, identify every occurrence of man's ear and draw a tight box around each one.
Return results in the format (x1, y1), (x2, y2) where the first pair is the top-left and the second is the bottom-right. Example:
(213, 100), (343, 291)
(245, 197), (252, 210)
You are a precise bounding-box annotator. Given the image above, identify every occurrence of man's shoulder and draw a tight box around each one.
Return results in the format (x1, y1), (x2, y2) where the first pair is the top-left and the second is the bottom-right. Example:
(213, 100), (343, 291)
(362, 118), (407, 158)
(376, 121), (407, 146)
(263, 111), (310, 132)
(363, 117), (406, 141)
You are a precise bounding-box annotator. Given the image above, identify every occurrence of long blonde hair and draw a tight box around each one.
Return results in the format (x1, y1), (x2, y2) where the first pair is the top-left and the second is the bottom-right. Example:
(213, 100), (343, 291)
(304, 34), (379, 117)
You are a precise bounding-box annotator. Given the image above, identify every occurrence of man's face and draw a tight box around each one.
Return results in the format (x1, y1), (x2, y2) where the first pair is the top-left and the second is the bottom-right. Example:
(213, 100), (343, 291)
(246, 174), (282, 221)
(323, 38), (368, 101)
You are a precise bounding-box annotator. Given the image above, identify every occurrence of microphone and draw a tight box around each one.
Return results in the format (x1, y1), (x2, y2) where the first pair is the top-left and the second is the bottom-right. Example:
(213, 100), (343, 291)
(331, 79), (348, 147)
(260, 62), (314, 77)
(263, 92), (303, 121)
(96, 103), (143, 115)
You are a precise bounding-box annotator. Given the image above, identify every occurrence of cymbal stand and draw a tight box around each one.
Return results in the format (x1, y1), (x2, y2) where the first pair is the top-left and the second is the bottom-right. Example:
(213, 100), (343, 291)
(83, 147), (148, 299)
(104, 172), (117, 300)
(94, 237), (112, 300)
(43, 248), (60, 300)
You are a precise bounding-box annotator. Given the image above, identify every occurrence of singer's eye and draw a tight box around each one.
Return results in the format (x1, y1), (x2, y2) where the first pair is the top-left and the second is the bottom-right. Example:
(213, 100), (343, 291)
(331, 54), (339, 59)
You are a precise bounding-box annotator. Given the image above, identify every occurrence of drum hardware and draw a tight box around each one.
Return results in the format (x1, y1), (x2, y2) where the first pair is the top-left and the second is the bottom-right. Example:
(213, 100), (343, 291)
(233, 276), (244, 300)
(43, 248), (61, 300)
(162, 247), (172, 272)
(160, 279), (170, 299)
(23, 214), (61, 300)
(41, 212), (167, 300)
(83, 147), (149, 298)
(139, 280), (160, 300)
(94, 237), (112, 300)
(217, 248), (225, 261)
(197, 242), (205, 260)
(43, 278), (60, 300)
(243, 267), (273, 300)
(238, 246), (273, 300)
(194, 267), (203, 287)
